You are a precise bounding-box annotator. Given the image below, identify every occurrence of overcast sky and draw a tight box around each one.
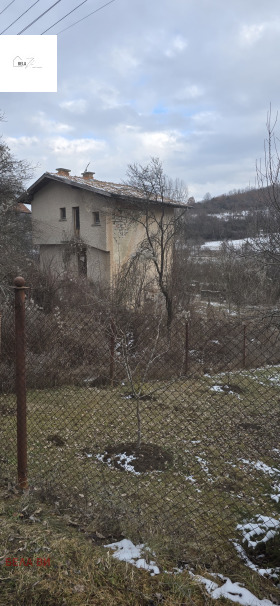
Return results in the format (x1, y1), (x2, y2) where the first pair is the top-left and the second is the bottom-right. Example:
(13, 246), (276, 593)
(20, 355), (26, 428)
(0, 0), (279, 200)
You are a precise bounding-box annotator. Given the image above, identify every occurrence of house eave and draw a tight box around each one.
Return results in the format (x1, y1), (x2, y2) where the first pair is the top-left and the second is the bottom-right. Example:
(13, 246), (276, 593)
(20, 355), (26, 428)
(18, 172), (113, 203)
(18, 171), (189, 209)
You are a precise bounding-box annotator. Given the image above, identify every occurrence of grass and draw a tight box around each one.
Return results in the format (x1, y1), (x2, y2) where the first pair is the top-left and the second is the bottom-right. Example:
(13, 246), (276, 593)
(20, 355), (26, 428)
(0, 485), (220, 606)
(0, 485), (279, 606)
(1, 366), (280, 604)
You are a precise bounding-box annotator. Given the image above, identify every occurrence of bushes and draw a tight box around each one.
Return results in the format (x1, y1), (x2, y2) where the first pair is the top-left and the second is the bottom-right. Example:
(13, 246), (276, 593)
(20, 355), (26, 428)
(1, 273), (280, 394)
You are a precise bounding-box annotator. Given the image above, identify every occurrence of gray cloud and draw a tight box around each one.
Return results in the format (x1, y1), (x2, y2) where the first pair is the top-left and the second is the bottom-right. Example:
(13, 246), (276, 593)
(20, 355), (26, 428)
(0, 0), (279, 199)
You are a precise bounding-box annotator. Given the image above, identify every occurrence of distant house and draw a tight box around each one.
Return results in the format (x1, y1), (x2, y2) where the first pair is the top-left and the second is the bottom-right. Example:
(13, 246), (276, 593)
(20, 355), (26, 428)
(7, 202), (32, 254)
(19, 168), (186, 284)
(15, 202), (31, 215)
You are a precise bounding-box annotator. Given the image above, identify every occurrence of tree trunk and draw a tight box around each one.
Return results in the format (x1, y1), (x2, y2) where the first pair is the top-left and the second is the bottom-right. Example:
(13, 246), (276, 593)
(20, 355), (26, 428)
(166, 296), (173, 331)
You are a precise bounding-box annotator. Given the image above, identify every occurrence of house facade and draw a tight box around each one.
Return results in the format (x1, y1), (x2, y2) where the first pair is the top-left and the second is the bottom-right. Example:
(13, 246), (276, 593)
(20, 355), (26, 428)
(21, 168), (186, 284)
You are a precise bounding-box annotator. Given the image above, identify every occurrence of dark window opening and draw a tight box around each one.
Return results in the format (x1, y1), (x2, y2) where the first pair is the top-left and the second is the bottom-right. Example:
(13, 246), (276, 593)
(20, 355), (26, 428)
(73, 206), (80, 236)
(77, 247), (87, 276)
(93, 211), (100, 225)
(60, 207), (66, 220)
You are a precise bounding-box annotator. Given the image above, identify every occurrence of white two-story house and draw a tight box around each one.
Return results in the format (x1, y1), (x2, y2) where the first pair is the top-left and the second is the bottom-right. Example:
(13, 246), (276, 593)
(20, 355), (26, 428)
(20, 167), (187, 284)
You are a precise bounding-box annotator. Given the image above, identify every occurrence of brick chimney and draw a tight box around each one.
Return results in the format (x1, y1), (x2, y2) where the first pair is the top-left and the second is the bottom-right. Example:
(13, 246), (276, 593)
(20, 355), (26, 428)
(56, 168), (71, 177)
(82, 171), (95, 180)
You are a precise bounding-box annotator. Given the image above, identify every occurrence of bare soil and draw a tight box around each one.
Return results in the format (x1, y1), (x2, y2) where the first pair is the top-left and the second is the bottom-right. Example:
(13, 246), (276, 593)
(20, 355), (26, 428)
(102, 442), (173, 473)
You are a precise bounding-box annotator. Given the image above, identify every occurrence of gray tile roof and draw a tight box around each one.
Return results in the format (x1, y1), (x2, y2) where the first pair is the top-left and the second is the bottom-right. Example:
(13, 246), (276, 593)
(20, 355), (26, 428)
(21, 171), (188, 209)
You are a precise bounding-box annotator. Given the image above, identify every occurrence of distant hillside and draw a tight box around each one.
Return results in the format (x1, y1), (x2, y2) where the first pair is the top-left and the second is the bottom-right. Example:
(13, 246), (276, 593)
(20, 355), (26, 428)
(184, 187), (269, 243)
(198, 187), (266, 213)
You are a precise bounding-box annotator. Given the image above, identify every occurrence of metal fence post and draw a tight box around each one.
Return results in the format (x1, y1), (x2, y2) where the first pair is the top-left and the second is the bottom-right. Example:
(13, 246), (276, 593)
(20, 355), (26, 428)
(110, 318), (116, 386)
(14, 276), (28, 490)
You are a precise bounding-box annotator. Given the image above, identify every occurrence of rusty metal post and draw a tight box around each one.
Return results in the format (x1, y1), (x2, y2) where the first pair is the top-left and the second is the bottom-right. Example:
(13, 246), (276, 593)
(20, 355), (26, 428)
(110, 318), (116, 386)
(242, 324), (246, 369)
(184, 321), (189, 374)
(14, 276), (28, 490)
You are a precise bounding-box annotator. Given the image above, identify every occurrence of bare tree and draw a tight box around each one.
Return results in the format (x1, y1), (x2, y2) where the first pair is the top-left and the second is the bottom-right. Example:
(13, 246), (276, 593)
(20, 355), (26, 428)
(255, 107), (280, 274)
(123, 157), (189, 327)
(0, 113), (34, 290)
(0, 114), (33, 212)
(118, 315), (165, 449)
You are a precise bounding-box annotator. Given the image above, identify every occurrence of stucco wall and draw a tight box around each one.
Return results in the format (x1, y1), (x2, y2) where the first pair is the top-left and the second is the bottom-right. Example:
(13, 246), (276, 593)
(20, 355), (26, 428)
(32, 181), (109, 251)
(111, 205), (175, 275)
(32, 179), (176, 284)
(87, 247), (110, 283)
(39, 244), (78, 275)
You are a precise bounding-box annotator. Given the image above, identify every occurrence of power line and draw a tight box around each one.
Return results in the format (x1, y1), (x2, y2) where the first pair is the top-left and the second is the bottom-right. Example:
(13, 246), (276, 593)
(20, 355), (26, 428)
(1, 0), (41, 34)
(17, 0), (62, 34)
(0, 0), (16, 16)
(41, 0), (90, 34)
(57, 0), (118, 34)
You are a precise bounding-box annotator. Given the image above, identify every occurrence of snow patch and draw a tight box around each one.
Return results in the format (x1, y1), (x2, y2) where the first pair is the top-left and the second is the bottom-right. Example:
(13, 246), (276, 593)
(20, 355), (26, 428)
(236, 515), (280, 549)
(96, 452), (141, 475)
(233, 541), (280, 579)
(211, 385), (225, 393)
(240, 459), (280, 477)
(270, 483), (280, 503)
(105, 539), (160, 575)
(195, 456), (214, 483)
(192, 572), (276, 605)
(185, 474), (202, 492)
(105, 540), (277, 604)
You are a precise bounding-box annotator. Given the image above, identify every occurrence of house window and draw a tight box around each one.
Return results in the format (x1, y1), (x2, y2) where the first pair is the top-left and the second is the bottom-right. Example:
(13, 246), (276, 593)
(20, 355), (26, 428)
(93, 211), (101, 225)
(60, 207), (66, 220)
(73, 207), (80, 236)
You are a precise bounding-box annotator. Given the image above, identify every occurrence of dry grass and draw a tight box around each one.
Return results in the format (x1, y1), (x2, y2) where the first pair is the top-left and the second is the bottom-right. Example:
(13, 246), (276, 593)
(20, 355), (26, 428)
(1, 367), (280, 604)
(0, 485), (231, 606)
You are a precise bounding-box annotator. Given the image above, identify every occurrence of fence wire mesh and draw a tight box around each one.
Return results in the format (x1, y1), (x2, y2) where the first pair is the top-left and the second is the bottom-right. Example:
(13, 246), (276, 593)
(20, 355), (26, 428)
(1, 291), (280, 575)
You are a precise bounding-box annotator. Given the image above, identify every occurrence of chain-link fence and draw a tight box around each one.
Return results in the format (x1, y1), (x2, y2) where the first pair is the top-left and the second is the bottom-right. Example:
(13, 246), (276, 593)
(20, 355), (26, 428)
(1, 282), (280, 576)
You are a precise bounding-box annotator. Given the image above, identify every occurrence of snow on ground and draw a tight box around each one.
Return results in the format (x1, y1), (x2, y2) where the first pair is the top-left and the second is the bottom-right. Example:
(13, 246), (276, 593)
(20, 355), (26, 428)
(234, 516), (280, 580)
(207, 211), (250, 220)
(210, 384), (240, 397)
(211, 385), (225, 393)
(240, 459), (280, 477)
(236, 515), (280, 549)
(271, 484), (280, 503)
(201, 236), (268, 251)
(268, 375), (280, 387)
(105, 539), (160, 575)
(233, 541), (280, 579)
(185, 474), (196, 483)
(238, 457), (280, 504)
(185, 474), (202, 492)
(105, 540), (277, 605)
(191, 572), (276, 605)
(201, 238), (252, 250)
(195, 456), (214, 483)
(96, 452), (141, 475)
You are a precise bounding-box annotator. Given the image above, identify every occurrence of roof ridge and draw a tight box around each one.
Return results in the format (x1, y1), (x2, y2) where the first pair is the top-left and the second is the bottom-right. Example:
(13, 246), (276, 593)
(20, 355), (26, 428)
(21, 171), (188, 208)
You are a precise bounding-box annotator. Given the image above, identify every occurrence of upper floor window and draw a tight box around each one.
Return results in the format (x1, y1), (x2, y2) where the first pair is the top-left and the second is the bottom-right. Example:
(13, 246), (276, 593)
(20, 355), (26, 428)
(93, 211), (101, 225)
(60, 207), (66, 220)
